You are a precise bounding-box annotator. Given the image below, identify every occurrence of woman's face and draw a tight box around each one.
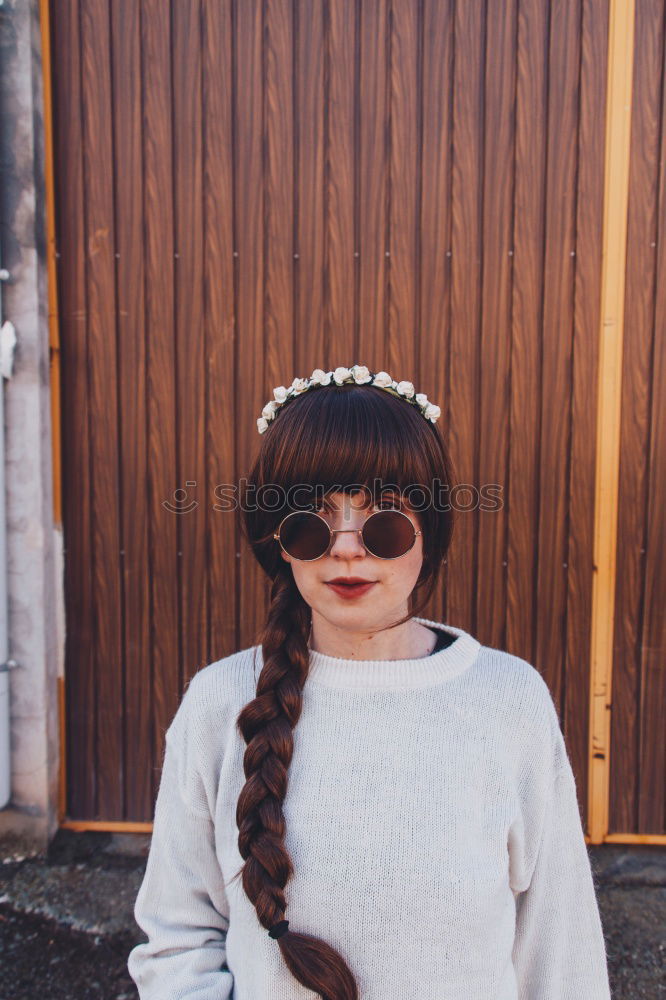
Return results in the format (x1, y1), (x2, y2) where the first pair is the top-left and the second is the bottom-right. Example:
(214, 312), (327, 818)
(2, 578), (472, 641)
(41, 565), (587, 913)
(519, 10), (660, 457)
(278, 489), (424, 632)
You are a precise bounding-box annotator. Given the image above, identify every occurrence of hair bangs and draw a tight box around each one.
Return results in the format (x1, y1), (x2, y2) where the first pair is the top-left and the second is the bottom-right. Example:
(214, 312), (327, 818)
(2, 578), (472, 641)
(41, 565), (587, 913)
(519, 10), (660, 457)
(257, 383), (441, 509)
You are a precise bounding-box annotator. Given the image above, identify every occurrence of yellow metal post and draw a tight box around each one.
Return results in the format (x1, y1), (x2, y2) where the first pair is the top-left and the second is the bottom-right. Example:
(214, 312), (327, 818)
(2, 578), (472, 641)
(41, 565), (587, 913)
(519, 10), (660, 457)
(588, 0), (636, 844)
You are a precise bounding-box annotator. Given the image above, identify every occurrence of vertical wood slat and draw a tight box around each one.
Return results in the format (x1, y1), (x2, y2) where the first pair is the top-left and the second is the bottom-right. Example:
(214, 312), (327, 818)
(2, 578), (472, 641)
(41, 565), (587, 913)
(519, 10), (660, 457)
(325, 0), (355, 363)
(172, 2), (207, 687)
(295, 0), (324, 374)
(448, 0), (483, 633)
(641, 51), (666, 829)
(536, 0), (580, 718)
(508, 0), (548, 676)
(641, 2), (666, 834)
(264, 0), (295, 403)
(476, 0), (517, 654)
(255, 0), (297, 627)
(565, 0), (608, 830)
(610, 0), (664, 836)
(110, 0), (150, 819)
(202, 0), (238, 661)
(609, 0), (658, 834)
(50, 0), (662, 835)
(80, 0), (123, 819)
(52, 0), (95, 818)
(357, 0), (389, 367)
(388, 0), (419, 384)
(420, 0), (454, 620)
(140, 0), (179, 809)
(236, 0), (268, 650)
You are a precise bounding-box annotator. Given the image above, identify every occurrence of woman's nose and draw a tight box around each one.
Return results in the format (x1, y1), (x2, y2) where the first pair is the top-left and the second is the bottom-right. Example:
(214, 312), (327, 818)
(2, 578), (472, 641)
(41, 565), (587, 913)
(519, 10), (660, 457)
(328, 524), (367, 558)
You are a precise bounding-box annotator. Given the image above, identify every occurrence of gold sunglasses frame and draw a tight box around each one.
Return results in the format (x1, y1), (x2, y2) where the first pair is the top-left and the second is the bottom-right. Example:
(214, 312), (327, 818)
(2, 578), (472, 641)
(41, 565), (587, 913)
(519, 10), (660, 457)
(273, 507), (422, 562)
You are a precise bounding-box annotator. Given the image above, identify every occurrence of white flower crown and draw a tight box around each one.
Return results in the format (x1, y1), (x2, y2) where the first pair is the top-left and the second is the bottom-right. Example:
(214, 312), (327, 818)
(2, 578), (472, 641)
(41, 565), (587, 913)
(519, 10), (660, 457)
(257, 364), (441, 434)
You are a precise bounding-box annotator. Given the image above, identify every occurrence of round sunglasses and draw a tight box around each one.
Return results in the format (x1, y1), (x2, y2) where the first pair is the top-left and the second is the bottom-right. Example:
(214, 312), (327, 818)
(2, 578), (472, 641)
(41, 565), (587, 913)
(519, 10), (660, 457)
(273, 507), (421, 561)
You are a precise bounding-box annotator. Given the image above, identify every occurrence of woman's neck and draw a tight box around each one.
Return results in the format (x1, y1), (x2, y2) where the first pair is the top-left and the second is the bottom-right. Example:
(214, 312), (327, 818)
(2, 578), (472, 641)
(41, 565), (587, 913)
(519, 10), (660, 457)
(308, 613), (438, 661)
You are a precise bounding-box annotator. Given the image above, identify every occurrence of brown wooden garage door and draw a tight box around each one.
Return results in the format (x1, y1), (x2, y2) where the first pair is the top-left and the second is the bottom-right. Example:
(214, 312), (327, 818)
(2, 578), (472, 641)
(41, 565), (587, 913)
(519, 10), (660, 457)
(49, 0), (664, 837)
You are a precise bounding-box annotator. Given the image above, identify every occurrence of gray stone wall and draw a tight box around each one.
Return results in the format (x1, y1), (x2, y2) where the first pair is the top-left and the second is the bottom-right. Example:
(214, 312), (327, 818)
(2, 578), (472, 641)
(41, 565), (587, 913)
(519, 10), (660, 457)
(0, 0), (62, 855)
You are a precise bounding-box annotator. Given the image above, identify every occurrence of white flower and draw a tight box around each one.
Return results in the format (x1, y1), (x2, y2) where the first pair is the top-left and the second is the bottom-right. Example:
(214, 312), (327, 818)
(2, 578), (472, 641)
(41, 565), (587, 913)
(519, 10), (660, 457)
(396, 380), (415, 398)
(259, 368), (439, 433)
(351, 365), (372, 384)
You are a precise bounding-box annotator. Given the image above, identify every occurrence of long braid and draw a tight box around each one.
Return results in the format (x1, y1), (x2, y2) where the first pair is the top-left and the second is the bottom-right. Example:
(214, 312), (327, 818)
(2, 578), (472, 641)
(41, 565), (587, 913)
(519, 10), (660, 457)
(232, 569), (359, 1000)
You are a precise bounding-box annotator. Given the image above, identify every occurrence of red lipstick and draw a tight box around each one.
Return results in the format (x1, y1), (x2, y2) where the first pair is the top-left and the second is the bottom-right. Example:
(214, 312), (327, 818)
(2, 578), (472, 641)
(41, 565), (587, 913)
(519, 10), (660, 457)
(325, 577), (377, 600)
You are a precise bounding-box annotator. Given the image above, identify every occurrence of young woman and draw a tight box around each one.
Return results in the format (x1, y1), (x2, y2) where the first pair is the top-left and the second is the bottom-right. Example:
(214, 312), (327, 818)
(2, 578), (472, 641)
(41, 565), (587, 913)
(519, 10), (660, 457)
(128, 365), (611, 999)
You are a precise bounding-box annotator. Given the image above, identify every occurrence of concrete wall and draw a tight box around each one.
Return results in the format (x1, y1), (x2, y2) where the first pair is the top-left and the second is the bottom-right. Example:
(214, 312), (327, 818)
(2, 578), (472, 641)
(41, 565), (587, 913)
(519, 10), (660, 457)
(0, 0), (62, 856)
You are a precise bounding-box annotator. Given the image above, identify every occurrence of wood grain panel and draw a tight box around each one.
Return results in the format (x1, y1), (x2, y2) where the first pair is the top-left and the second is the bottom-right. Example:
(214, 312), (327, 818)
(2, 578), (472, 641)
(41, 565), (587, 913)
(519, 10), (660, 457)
(52, 0), (95, 819)
(476, 0), (517, 653)
(535, 0), (580, 718)
(565, 0), (608, 829)
(140, 0), (180, 808)
(508, 0), (548, 674)
(50, 0), (660, 832)
(236, 0), (269, 649)
(611, 0), (666, 835)
(80, 0), (123, 818)
(110, 0), (150, 820)
(202, 0), (238, 660)
(420, 0), (454, 621)
(641, 112), (666, 829)
(388, 0), (418, 381)
(264, 0), (296, 396)
(640, 5), (666, 833)
(448, 0), (484, 631)
(325, 0), (355, 362)
(357, 0), (388, 366)
(172, 1), (207, 688)
(295, 0), (325, 373)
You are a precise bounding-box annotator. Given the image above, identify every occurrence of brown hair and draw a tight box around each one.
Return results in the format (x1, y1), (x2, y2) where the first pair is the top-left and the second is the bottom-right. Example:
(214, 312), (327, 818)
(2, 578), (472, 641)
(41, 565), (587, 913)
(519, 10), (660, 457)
(227, 382), (456, 998)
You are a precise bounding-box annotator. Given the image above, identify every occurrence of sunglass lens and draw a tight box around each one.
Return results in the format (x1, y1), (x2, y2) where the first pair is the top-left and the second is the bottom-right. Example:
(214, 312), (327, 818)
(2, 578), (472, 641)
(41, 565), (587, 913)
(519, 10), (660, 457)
(362, 509), (416, 558)
(279, 512), (330, 560)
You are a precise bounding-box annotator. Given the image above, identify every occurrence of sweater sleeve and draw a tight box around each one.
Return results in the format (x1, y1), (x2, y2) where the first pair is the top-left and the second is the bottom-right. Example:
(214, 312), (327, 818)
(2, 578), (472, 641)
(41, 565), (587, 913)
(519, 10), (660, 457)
(510, 722), (611, 999)
(127, 684), (234, 999)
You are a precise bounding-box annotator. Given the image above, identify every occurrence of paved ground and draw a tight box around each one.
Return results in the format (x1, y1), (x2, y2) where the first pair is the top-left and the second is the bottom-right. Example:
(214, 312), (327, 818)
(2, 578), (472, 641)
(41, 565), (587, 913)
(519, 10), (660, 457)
(0, 831), (145, 1000)
(0, 830), (663, 999)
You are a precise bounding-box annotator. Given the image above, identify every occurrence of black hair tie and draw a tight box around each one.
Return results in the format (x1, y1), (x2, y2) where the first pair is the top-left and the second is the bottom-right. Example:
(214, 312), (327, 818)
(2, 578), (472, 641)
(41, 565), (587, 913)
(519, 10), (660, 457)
(268, 919), (289, 939)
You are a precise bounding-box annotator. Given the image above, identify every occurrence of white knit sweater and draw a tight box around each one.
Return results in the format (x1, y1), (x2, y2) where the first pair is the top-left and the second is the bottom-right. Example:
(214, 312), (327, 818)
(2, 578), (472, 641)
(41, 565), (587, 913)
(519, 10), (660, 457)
(127, 617), (612, 999)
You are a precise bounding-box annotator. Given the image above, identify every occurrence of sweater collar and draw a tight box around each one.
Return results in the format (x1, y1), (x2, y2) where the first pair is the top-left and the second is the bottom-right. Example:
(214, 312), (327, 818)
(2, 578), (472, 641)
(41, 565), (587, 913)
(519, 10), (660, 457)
(305, 617), (481, 691)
